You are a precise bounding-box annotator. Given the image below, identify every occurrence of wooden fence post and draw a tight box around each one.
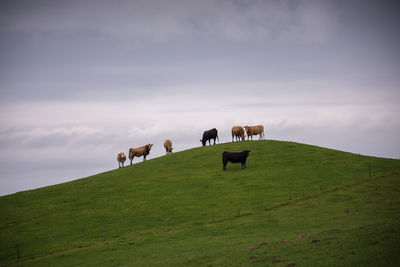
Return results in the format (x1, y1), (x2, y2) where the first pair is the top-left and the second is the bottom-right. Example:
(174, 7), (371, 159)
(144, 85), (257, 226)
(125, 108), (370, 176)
(369, 163), (371, 178)
(14, 244), (19, 261)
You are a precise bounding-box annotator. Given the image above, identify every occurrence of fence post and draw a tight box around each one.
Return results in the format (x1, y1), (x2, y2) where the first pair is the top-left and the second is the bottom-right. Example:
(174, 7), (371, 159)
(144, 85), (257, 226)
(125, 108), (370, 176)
(369, 163), (371, 178)
(14, 244), (19, 261)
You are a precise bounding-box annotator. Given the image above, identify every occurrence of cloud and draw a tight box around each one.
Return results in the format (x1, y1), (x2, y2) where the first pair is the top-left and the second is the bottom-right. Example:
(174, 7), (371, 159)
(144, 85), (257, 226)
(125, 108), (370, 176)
(0, 0), (335, 42)
(0, 126), (107, 148)
(202, 0), (335, 42)
(1, 84), (398, 152)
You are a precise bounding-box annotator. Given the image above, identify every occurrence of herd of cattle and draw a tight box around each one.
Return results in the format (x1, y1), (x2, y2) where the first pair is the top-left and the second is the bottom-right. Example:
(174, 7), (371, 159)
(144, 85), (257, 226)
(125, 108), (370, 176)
(117, 124), (264, 170)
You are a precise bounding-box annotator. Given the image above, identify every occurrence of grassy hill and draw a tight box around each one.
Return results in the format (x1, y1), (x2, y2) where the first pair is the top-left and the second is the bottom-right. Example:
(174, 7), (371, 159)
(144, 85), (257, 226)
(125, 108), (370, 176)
(1, 140), (399, 266)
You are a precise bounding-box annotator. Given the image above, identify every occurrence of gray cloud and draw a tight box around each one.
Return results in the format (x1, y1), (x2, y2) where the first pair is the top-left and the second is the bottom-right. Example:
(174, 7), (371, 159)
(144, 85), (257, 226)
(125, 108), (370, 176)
(0, 0), (335, 42)
(2, 0), (399, 103)
(0, 126), (107, 148)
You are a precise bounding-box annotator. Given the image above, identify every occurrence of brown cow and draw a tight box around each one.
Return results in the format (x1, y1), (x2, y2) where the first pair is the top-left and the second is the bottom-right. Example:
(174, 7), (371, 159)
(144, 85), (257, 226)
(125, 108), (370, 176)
(129, 144), (153, 165)
(231, 126), (245, 141)
(117, 152), (126, 168)
(164, 139), (173, 154)
(244, 125), (265, 140)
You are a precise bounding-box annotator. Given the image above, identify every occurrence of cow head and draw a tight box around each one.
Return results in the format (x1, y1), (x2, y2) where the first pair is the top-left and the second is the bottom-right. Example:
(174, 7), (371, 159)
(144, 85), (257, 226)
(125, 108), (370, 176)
(200, 139), (206, 146)
(242, 150), (251, 157)
(145, 144), (153, 152)
(243, 126), (249, 133)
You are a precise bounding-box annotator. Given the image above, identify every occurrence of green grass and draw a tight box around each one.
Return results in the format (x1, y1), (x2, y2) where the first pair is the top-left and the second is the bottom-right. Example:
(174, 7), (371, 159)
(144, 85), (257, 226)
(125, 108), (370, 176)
(0, 140), (399, 266)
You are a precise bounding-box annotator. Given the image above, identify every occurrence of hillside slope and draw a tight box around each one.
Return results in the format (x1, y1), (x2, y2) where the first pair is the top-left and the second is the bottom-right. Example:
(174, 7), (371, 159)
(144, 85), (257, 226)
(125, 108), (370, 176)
(1, 140), (399, 266)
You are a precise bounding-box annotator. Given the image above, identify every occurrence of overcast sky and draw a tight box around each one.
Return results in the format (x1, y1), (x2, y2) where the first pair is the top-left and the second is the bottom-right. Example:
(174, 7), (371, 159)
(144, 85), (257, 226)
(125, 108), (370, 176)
(1, 0), (399, 196)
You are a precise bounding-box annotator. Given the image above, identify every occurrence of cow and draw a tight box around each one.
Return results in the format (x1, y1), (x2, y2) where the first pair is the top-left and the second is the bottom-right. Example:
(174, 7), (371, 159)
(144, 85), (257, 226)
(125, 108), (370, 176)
(117, 152), (126, 168)
(129, 144), (153, 165)
(244, 125), (265, 140)
(200, 128), (219, 146)
(222, 150), (251, 170)
(231, 126), (245, 141)
(164, 139), (173, 154)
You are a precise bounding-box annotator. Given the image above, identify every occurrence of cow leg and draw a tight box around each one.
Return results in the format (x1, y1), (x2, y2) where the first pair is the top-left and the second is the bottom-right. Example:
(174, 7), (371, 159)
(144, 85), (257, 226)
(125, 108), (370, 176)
(223, 161), (227, 170)
(130, 158), (133, 165)
(143, 155), (146, 162)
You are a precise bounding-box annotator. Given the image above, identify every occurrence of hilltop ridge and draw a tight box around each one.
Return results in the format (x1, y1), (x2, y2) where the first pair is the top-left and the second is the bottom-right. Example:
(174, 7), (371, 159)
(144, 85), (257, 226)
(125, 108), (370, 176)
(1, 140), (399, 266)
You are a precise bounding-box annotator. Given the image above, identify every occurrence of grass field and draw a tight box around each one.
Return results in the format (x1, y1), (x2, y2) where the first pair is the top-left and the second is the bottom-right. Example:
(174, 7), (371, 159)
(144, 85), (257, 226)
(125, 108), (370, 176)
(0, 140), (399, 266)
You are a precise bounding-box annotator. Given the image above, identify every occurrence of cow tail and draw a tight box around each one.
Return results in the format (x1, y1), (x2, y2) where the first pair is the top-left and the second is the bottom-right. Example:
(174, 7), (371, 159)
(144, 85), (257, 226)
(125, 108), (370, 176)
(217, 135), (219, 143)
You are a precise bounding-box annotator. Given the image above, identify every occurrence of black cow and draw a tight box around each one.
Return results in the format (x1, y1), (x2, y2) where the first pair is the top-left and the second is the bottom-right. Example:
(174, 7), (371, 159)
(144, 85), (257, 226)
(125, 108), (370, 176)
(222, 150), (251, 170)
(200, 128), (219, 146)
